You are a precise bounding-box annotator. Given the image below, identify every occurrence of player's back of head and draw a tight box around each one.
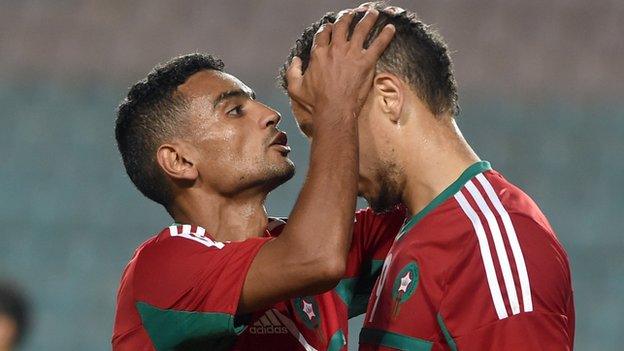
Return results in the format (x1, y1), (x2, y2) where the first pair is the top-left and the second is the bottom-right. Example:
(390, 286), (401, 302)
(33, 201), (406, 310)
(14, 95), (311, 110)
(280, 2), (459, 117)
(115, 53), (224, 207)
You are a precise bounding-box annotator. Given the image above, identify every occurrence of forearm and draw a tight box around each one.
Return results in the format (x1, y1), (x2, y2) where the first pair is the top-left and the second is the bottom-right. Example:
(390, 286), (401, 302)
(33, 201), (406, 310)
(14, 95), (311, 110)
(238, 9), (395, 312)
(238, 107), (359, 313)
(281, 106), (359, 276)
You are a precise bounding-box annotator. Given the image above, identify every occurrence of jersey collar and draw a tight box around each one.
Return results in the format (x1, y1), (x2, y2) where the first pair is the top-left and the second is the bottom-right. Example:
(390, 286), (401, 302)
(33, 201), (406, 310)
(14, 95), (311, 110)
(396, 161), (491, 240)
(170, 222), (274, 238)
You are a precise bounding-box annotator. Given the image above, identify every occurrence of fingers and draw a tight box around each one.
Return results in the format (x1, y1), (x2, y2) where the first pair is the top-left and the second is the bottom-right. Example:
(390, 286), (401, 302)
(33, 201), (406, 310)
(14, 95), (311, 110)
(332, 9), (355, 44)
(365, 24), (396, 59)
(385, 6), (406, 15)
(355, 2), (375, 11)
(312, 23), (333, 49)
(355, 3), (406, 15)
(350, 9), (379, 48)
(285, 56), (303, 94)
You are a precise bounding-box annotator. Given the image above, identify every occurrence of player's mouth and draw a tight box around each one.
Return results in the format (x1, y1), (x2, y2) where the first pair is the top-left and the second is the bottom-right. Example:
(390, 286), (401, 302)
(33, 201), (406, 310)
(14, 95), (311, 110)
(269, 131), (291, 155)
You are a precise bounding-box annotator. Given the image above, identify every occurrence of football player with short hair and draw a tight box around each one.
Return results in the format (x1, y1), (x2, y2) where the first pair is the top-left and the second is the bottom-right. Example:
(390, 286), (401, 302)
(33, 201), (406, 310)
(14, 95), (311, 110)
(112, 10), (401, 350)
(284, 3), (574, 350)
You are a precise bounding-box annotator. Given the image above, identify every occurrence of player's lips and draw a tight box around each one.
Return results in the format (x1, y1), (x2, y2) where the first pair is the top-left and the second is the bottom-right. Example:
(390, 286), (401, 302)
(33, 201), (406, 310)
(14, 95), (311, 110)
(269, 131), (291, 155)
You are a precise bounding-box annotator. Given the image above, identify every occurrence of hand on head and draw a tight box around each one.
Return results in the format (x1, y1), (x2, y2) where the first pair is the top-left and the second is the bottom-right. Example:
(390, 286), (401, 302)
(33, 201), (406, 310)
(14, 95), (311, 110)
(284, 8), (395, 135)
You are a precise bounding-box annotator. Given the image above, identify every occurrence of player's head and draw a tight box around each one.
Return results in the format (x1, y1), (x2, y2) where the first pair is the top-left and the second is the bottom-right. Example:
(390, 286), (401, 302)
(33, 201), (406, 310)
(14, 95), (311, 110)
(280, 3), (458, 212)
(116, 53), (294, 209)
(0, 282), (30, 350)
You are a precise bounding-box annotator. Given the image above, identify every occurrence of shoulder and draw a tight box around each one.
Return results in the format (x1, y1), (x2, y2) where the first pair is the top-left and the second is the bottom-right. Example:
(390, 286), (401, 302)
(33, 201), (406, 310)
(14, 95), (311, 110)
(130, 225), (270, 306)
(447, 169), (562, 250)
(135, 225), (226, 265)
(455, 170), (568, 264)
(443, 170), (572, 319)
(132, 225), (267, 287)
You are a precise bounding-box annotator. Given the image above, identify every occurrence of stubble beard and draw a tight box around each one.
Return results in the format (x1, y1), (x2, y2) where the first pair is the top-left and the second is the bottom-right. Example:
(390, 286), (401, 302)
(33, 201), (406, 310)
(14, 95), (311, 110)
(256, 158), (296, 193)
(368, 160), (403, 213)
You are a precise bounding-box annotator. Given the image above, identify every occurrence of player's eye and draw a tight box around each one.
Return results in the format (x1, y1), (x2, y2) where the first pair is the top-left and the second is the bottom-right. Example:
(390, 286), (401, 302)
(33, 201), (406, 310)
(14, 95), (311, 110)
(227, 105), (244, 117)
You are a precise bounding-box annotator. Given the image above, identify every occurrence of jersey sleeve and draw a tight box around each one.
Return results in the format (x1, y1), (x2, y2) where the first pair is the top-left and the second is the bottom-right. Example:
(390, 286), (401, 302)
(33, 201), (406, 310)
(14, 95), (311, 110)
(338, 206), (406, 318)
(132, 231), (270, 350)
(438, 213), (574, 350)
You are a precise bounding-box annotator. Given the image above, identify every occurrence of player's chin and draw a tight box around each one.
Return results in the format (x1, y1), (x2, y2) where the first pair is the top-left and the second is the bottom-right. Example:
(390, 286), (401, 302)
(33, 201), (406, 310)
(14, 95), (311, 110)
(271, 157), (296, 181)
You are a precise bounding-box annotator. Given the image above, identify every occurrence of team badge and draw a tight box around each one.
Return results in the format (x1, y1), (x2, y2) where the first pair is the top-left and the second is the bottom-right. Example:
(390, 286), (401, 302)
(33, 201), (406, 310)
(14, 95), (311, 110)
(391, 262), (419, 318)
(293, 296), (325, 343)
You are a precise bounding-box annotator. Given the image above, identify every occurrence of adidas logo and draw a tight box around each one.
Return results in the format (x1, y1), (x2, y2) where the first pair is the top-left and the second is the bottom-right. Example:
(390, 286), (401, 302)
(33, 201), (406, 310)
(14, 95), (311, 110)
(249, 311), (289, 335)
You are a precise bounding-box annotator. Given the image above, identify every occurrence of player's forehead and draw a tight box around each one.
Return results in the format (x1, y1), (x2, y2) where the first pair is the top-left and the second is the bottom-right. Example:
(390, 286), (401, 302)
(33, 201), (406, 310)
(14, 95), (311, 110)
(176, 70), (253, 103)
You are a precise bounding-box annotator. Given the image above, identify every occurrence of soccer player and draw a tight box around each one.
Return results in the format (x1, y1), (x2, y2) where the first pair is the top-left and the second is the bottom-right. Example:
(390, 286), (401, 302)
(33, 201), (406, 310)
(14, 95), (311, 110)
(283, 4), (575, 350)
(112, 10), (401, 351)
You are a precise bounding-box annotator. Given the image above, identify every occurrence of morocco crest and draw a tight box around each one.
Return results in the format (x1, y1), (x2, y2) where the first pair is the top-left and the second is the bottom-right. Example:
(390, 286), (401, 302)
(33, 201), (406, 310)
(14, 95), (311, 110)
(391, 262), (419, 318)
(293, 296), (325, 343)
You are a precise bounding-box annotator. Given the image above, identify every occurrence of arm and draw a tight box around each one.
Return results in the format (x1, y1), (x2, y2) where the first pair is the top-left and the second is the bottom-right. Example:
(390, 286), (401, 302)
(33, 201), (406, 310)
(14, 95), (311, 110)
(239, 9), (396, 313)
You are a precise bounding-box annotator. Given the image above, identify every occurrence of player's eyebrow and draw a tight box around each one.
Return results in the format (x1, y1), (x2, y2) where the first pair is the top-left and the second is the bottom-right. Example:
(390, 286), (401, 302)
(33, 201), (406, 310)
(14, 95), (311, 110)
(212, 89), (256, 108)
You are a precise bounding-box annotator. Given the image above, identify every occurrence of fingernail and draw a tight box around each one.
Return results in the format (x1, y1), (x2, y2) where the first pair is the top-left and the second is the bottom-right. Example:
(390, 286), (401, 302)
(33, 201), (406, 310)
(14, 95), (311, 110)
(336, 9), (350, 18)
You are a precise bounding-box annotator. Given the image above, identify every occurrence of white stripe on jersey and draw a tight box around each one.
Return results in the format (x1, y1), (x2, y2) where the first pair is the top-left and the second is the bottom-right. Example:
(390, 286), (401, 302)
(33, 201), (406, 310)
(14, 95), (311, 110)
(476, 173), (533, 312)
(168, 225), (225, 249)
(454, 191), (509, 319)
(195, 226), (206, 237)
(271, 308), (318, 351)
(465, 180), (521, 315)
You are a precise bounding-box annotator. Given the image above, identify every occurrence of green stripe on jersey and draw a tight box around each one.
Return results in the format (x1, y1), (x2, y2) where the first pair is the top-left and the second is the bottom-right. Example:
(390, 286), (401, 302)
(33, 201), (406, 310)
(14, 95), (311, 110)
(136, 301), (245, 350)
(437, 314), (458, 351)
(360, 327), (432, 351)
(328, 329), (347, 351)
(334, 259), (384, 318)
(335, 277), (357, 306)
(397, 161), (491, 239)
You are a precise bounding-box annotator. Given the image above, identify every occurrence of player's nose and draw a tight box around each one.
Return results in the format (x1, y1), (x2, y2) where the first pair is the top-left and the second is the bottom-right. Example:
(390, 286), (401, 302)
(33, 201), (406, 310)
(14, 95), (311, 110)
(259, 105), (282, 129)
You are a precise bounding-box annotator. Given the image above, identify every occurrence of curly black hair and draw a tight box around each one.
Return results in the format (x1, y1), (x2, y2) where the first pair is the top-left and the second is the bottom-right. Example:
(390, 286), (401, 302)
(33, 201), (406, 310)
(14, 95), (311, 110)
(115, 53), (224, 206)
(279, 3), (459, 117)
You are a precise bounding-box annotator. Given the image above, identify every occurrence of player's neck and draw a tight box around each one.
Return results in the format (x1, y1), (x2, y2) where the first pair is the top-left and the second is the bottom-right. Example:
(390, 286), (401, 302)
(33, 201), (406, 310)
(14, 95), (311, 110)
(168, 190), (269, 242)
(400, 118), (479, 216)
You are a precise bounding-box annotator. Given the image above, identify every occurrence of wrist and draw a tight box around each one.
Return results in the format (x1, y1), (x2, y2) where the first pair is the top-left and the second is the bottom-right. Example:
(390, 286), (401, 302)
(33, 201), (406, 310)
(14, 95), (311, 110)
(313, 103), (359, 122)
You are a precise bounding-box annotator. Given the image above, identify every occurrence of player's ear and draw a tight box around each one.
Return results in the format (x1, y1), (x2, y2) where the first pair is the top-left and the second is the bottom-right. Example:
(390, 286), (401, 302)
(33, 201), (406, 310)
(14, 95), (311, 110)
(156, 143), (198, 182)
(373, 73), (403, 124)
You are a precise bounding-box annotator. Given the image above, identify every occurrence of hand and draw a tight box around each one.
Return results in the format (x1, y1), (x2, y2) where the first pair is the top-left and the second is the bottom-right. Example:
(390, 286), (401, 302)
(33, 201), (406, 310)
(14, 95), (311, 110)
(285, 9), (395, 136)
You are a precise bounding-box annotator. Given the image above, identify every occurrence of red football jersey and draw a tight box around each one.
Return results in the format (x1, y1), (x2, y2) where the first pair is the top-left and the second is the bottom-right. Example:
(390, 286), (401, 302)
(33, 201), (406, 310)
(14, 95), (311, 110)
(112, 208), (406, 350)
(361, 161), (575, 351)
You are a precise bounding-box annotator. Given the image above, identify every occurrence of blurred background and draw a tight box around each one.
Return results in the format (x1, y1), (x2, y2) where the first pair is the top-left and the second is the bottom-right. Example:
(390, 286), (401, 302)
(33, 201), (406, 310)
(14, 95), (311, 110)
(0, 0), (622, 349)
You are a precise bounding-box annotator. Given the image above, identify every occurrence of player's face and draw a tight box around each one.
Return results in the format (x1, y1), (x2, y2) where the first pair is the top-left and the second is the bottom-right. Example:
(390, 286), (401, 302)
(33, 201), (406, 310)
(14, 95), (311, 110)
(289, 87), (402, 212)
(178, 70), (295, 195)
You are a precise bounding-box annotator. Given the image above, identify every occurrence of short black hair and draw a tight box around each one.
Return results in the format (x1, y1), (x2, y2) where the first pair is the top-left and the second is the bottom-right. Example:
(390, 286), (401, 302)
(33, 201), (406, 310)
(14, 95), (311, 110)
(115, 53), (224, 206)
(280, 3), (459, 116)
(0, 282), (30, 346)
